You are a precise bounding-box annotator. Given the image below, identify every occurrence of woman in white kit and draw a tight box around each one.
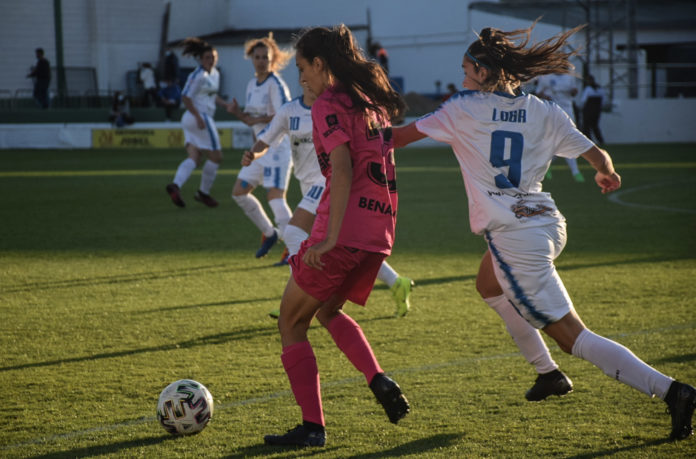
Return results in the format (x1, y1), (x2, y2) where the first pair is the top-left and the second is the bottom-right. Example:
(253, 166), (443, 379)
(230, 33), (294, 259)
(166, 38), (231, 208)
(392, 22), (695, 441)
(243, 86), (414, 318)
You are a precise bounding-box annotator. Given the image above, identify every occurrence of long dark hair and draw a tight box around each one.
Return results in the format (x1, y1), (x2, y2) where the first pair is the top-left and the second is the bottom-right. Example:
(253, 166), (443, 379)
(295, 24), (405, 121)
(179, 37), (215, 59)
(466, 21), (585, 92)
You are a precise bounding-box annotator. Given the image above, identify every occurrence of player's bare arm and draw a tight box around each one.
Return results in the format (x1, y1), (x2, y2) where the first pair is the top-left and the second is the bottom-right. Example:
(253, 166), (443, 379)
(581, 146), (621, 194)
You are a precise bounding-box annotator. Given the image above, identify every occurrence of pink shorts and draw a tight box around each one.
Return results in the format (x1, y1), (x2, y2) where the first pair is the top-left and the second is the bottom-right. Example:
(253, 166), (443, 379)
(290, 240), (386, 306)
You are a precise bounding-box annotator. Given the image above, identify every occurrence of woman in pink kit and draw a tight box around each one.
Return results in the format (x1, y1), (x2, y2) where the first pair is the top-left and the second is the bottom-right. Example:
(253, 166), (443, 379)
(263, 24), (409, 448)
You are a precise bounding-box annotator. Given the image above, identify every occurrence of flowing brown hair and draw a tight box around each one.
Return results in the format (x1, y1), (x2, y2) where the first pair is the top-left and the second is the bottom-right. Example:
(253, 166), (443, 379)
(244, 32), (293, 72)
(466, 21), (585, 92)
(294, 24), (405, 121)
(179, 37), (215, 59)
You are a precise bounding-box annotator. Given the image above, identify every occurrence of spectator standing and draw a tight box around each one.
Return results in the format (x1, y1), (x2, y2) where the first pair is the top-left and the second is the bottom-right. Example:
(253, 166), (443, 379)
(580, 74), (606, 145)
(27, 48), (51, 109)
(163, 48), (180, 85)
(138, 63), (158, 107)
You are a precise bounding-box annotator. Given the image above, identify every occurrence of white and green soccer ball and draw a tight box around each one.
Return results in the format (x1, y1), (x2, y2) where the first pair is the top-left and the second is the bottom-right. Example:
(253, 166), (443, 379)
(157, 379), (214, 435)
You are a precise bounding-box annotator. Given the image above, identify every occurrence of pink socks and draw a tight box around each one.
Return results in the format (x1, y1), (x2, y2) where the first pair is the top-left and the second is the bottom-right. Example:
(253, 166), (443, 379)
(281, 341), (324, 426)
(327, 313), (383, 384)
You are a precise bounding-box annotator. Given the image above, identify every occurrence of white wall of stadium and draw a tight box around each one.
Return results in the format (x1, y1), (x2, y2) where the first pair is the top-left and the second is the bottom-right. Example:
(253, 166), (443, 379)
(1, 0), (695, 146)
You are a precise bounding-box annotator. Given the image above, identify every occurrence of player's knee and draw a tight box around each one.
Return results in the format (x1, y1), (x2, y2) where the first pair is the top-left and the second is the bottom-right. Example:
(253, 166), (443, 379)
(476, 276), (503, 298)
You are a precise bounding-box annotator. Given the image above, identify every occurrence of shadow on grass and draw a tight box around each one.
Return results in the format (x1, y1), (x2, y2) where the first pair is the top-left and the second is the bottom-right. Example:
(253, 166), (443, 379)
(1, 263), (276, 294)
(653, 352), (696, 364)
(1, 323), (276, 372)
(223, 445), (341, 458)
(346, 433), (463, 458)
(27, 434), (175, 458)
(136, 297), (279, 314)
(565, 437), (672, 458)
(221, 433), (462, 458)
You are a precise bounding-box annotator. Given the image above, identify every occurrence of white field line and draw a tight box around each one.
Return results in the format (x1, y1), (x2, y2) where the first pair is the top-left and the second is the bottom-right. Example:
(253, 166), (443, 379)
(3, 322), (694, 451)
(608, 180), (696, 214)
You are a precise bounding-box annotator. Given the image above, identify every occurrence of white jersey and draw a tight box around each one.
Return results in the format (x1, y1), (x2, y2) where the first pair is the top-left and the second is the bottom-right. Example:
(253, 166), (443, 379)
(244, 72), (291, 137)
(181, 65), (219, 117)
(535, 74), (577, 119)
(415, 90), (594, 235)
(257, 96), (322, 190)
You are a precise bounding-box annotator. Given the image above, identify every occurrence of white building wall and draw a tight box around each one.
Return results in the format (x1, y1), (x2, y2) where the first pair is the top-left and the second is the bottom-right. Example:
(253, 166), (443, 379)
(0, 0), (56, 94)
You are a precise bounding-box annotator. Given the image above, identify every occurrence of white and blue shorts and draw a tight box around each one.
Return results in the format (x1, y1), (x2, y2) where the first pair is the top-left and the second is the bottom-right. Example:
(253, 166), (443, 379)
(297, 179), (326, 214)
(237, 141), (292, 190)
(485, 221), (574, 329)
(182, 111), (220, 151)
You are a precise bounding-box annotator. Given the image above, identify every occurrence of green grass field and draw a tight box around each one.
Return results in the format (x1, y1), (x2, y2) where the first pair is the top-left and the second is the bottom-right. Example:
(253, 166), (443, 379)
(1, 143), (695, 458)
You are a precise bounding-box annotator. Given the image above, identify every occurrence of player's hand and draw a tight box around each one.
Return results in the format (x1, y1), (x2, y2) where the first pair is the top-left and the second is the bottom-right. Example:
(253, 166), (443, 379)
(195, 116), (205, 130)
(230, 98), (241, 115)
(241, 150), (255, 166)
(595, 171), (621, 194)
(302, 240), (334, 270)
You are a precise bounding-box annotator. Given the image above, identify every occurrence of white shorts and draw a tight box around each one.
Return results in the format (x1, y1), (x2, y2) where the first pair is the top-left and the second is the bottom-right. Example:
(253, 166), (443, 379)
(182, 111), (221, 151)
(297, 179), (326, 214)
(485, 222), (573, 329)
(237, 140), (292, 190)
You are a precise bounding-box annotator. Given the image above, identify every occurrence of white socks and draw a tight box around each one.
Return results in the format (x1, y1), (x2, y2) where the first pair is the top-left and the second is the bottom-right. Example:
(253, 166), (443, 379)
(283, 224), (308, 256)
(565, 157), (580, 175)
(377, 261), (399, 287)
(268, 198), (292, 237)
(572, 328), (673, 399)
(485, 295), (558, 374)
(232, 194), (275, 237)
(173, 158), (196, 187)
(199, 160), (219, 194)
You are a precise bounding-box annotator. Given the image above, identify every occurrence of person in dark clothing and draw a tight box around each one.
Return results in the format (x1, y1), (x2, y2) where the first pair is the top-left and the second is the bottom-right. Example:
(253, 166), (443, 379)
(580, 75), (606, 145)
(163, 49), (181, 85)
(27, 48), (51, 109)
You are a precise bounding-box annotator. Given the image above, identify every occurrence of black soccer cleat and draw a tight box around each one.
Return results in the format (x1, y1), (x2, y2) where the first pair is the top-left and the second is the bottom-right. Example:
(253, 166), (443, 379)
(194, 190), (219, 207)
(165, 183), (185, 208)
(264, 424), (326, 447)
(525, 369), (573, 401)
(369, 373), (410, 424)
(665, 381), (696, 441)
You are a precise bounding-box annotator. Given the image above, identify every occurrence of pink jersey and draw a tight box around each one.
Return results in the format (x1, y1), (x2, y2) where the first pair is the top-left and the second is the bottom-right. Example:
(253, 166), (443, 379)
(310, 85), (397, 254)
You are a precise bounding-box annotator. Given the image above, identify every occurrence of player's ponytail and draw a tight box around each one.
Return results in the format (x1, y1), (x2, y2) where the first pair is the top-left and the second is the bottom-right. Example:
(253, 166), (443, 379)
(295, 24), (405, 122)
(465, 21), (584, 92)
(179, 37), (214, 59)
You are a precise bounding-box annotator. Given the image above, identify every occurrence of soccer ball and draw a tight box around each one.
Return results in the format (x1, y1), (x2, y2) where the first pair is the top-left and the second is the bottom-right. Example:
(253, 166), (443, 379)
(156, 379), (214, 435)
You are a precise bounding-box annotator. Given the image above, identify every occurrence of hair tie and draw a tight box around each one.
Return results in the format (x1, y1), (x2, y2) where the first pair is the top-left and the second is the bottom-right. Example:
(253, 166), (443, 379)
(466, 51), (491, 70)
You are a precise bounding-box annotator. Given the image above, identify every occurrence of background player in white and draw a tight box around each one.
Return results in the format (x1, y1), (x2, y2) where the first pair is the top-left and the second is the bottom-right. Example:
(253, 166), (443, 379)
(392, 23), (696, 440)
(229, 33), (294, 258)
(166, 38), (230, 208)
(243, 86), (414, 318)
(535, 72), (585, 182)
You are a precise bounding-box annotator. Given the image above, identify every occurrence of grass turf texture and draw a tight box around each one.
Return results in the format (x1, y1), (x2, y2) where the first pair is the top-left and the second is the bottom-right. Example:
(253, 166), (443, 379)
(1, 144), (695, 458)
